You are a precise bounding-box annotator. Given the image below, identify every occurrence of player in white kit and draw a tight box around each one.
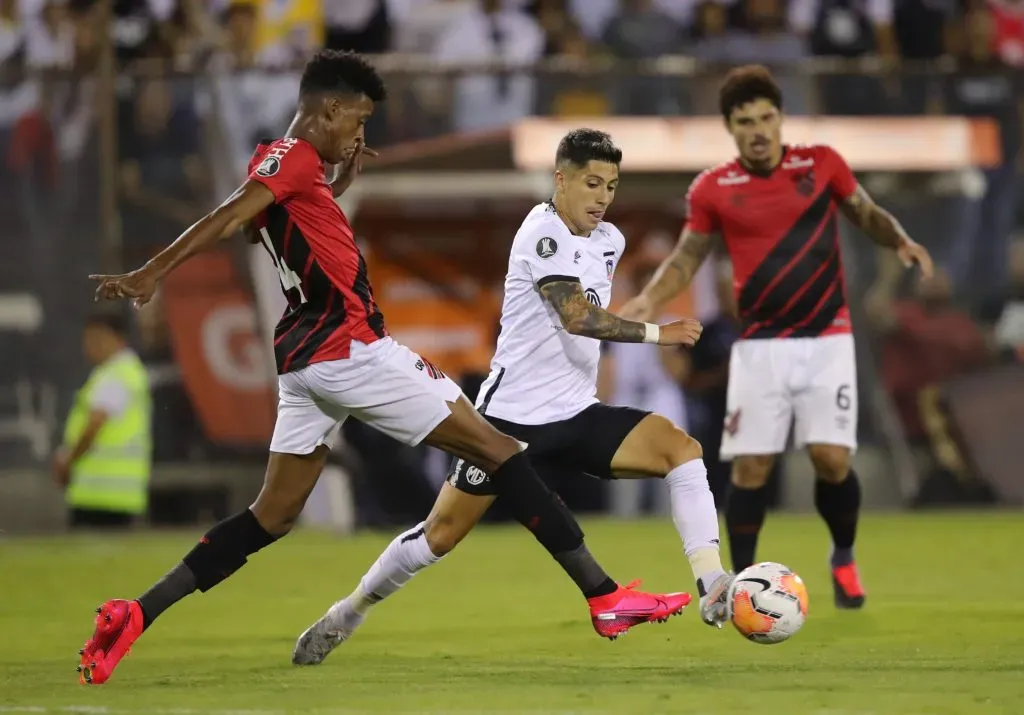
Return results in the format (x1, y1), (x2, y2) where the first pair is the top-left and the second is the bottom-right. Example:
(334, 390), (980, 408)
(292, 129), (735, 664)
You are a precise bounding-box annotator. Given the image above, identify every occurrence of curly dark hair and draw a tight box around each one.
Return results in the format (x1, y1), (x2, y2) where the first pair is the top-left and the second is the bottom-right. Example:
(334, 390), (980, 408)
(719, 65), (782, 121)
(555, 128), (622, 168)
(299, 50), (387, 102)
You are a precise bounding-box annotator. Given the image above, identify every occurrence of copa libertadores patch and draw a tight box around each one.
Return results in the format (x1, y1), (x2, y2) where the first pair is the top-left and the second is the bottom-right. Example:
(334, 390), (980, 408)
(536, 237), (558, 258)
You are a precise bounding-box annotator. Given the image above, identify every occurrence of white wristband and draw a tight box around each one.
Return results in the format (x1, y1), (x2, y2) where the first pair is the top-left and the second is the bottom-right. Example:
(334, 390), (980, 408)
(643, 323), (660, 344)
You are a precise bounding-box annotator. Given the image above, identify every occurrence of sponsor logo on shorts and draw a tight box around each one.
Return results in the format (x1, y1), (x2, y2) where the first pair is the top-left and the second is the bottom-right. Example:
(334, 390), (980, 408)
(415, 357), (447, 380)
(452, 458), (488, 487)
(536, 237), (558, 258)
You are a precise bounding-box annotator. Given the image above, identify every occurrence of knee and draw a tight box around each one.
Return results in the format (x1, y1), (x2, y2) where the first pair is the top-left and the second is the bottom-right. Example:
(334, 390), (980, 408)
(807, 444), (851, 484)
(423, 512), (470, 556)
(650, 418), (703, 475)
(476, 432), (523, 474)
(731, 455), (775, 490)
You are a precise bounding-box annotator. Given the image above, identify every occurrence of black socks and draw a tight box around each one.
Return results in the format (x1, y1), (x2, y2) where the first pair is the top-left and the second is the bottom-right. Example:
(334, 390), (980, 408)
(137, 509), (277, 629)
(725, 485), (768, 572)
(815, 470), (861, 566)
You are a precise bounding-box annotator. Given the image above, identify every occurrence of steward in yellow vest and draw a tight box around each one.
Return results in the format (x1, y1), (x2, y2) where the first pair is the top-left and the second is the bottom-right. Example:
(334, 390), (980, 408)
(54, 313), (152, 528)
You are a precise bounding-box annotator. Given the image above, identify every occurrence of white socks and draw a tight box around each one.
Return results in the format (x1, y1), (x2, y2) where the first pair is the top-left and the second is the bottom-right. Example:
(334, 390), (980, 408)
(664, 459), (727, 588)
(350, 521), (441, 614)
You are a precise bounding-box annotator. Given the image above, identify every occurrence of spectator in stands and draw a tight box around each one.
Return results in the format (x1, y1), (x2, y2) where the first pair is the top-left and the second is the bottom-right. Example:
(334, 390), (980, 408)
(790, 0), (898, 114)
(602, 0), (685, 115)
(875, 268), (1001, 501)
(943, 3), (1022, 322)
(324, 0), (390, 54)
(434, 0), (544, 133)
(54, 312), (152, 530)
(23, 0), (75, 68)
(893, 0), (958, 114)
(538, 21), (610, 116)
(987, 0), (1024, 67)
(117, 72), (206, 267)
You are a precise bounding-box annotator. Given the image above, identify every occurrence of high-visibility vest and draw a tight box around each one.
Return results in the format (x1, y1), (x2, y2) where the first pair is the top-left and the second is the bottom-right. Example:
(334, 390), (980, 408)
(63, 351), (152, 515)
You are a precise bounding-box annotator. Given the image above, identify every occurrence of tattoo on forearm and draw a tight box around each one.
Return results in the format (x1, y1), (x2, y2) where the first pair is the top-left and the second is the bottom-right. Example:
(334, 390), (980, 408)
(540, 281), (647, 342)
(645, 229), (715, 304)
(841, 186), (906, 249)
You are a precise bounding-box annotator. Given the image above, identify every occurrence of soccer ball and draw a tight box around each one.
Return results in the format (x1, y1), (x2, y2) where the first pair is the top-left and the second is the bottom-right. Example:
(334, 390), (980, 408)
(727, 562), (809, 644)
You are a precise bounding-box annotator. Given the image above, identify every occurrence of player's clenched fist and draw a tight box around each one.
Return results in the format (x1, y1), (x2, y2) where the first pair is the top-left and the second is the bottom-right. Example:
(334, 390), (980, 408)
(657, 318), (703, 346)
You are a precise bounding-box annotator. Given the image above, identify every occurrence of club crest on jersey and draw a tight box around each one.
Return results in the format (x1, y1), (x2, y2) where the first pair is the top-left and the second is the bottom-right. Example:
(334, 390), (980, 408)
(606, 259), (614, 280)
(794, 171), (815, 196)
(536, 237), (558, 258)
(256, 156), (281, 177)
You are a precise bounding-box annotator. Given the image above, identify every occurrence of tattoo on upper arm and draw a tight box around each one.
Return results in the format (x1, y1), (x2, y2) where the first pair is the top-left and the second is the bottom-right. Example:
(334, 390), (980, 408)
(840, 185), (905, 249)
(539, 280), (647, 343)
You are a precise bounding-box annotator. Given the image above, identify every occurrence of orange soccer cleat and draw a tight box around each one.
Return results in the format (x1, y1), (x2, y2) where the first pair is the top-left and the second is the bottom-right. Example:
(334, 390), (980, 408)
(587, 580), (691, 640)
(77, 599), (145, 685)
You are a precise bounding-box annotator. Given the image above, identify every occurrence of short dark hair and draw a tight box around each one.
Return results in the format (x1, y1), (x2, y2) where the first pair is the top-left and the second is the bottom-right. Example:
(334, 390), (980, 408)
(85, 310), (129, 338)
(555, 128), (622, 169)
(299, 50), (387, 102)
(719, 65), (782, 120)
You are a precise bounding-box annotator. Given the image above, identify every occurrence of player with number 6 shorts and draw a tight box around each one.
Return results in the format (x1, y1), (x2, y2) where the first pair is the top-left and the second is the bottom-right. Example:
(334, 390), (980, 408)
(622, 65), (934, 609)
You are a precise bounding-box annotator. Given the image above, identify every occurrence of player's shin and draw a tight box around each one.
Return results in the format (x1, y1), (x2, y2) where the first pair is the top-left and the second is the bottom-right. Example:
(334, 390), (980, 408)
(137, 509), (277, 629)
(664, 459), (728, 593)
(490, 452), (617, 598)
(354, 521), (441, 610)
(725, 484), (768, 572)
(814, 469), (861, 566)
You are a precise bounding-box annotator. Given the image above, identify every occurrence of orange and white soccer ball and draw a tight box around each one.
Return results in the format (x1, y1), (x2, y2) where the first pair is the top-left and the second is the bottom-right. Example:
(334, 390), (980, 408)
(727, 562), (809, 644)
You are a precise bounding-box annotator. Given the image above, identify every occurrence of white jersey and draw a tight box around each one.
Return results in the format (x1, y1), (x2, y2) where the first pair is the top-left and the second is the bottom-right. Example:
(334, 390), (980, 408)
(476, 202), (625, 424)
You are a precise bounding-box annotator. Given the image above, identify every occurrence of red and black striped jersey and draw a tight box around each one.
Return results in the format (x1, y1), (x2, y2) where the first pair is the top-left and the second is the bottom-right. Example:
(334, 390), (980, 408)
(685, 144), (858, 340)
(248, 137), (387, 373)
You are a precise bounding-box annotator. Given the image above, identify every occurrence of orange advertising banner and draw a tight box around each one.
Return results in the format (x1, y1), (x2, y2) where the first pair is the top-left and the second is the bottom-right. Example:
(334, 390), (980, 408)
(163, 251), (277, 446)
(512, 117), (1002, 172)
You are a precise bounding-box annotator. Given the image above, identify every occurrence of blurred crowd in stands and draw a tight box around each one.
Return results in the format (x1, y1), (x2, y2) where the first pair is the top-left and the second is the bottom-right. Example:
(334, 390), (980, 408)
(1, 0), (1022, 520)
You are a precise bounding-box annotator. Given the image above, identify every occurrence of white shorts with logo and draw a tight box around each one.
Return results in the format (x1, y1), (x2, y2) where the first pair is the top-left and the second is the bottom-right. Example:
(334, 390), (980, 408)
(720, 333), (857, 459)
(270, 337), (463, 454)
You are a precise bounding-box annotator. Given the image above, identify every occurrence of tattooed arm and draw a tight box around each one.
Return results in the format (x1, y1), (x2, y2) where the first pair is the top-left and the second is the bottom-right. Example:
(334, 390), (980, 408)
(839, 185), (911, 249)
(539, 279), (648, 342)
(841, 184), (934, 300)
(645, 228), (717, 306)
(618, 228), (718, 322)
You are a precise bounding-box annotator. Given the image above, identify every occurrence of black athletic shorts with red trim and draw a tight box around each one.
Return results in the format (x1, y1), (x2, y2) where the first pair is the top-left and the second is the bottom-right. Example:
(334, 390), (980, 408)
(447, 403), (650, 496)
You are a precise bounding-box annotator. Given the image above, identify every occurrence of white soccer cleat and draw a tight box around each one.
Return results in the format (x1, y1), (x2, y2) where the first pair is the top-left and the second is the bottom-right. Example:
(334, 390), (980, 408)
(291, 600), (365, 665)
(699, 572), (734, 629)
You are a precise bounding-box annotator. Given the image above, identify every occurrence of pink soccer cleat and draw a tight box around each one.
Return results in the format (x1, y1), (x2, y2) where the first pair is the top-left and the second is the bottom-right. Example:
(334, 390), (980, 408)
(587, 580), (691, 640)
(77, 599), (144, 685)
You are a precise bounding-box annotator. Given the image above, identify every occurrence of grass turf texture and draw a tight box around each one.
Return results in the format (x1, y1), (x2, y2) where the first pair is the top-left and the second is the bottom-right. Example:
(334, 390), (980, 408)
(1, 513), (1022, 714)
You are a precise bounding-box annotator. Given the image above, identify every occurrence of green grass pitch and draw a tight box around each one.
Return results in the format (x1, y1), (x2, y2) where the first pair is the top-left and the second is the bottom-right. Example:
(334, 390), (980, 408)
(1, 513), (1023, 714)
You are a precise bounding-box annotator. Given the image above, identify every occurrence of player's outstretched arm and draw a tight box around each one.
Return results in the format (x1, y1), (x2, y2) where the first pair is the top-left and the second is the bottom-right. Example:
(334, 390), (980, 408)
(620, 228), (717, 321)
(539, 279), (702, 346)
(839, 185), (934, 279)
(90, 180), (276, 306)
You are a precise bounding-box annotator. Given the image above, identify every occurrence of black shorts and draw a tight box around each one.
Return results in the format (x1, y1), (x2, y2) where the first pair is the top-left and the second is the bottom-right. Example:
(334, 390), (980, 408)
(447, 403), (650, 496)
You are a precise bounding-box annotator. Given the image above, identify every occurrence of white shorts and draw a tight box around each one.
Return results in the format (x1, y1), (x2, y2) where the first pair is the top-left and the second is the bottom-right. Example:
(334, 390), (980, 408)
(270, 337), (463, 455)
(720, 333), (858, 459)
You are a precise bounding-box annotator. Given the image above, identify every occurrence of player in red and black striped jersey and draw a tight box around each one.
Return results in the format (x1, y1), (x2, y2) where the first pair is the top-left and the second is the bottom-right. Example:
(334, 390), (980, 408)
(77, 51), (689, 685)
(624, 65), (934, 610)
